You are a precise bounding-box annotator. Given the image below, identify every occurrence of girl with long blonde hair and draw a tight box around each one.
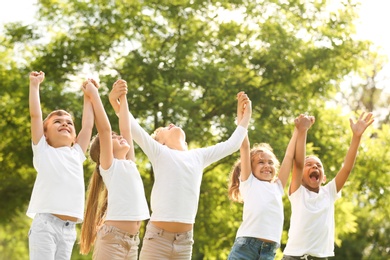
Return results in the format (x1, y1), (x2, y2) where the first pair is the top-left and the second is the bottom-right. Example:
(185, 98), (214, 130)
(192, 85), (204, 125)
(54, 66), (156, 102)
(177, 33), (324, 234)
(80, 79), (149, 259)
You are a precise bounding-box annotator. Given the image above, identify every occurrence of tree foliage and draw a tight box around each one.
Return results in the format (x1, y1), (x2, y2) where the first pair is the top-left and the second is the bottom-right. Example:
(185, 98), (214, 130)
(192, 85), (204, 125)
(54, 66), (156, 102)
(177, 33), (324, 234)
(1, 0), (389, 259)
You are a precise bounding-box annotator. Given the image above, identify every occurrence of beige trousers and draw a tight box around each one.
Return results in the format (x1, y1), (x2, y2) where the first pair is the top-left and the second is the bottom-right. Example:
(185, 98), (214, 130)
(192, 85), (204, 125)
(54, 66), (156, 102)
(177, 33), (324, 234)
(139, 222), (194, 260)
(93, 224), (140, 260)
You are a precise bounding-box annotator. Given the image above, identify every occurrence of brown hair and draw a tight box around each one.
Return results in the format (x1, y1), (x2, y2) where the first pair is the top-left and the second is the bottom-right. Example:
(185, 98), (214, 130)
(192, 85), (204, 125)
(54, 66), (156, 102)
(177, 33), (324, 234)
(79, 134), (108, 255)
(43, 109), (74, 132)
(228, 143), (280, 203)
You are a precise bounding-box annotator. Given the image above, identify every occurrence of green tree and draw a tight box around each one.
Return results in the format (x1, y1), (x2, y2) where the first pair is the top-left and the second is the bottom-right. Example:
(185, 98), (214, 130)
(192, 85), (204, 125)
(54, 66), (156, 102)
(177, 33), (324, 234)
(1, 0), (388, 259)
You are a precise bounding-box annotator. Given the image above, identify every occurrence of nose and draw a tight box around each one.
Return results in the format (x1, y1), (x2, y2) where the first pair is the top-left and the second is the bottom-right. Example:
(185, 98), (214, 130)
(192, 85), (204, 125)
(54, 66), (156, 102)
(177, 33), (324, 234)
(62, 122), (68, 126)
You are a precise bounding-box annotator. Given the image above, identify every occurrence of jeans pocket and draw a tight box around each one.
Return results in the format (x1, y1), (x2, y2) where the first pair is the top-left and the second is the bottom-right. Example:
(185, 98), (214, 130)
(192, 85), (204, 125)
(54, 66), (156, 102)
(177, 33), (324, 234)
(143, 229), (159, 240)
(30, 216), (52, 236)
(173, 233), (194, 253)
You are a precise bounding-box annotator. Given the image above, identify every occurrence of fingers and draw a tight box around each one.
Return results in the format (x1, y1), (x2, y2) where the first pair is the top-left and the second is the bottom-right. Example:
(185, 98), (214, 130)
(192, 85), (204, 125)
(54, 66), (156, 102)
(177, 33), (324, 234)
(363, 112), (374, 124)
(352, 112), (374, 126)
(236, 91), (245, 99)
(113, 79), (127, 88)
(89, 78), (99, 88)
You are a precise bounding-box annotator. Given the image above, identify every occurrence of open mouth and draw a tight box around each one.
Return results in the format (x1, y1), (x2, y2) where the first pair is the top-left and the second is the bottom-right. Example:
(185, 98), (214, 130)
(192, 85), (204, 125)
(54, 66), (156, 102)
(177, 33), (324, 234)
(309, 171), (320, 181)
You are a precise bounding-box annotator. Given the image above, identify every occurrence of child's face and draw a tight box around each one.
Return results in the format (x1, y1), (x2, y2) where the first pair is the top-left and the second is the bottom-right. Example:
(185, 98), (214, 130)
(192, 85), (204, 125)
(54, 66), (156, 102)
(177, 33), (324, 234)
(44, 115), (76, 147)
(112, 133), (130, 157)
(251, 151), (276, 182)
(154, 123), (186, 147)
(302, 156), (325, 192)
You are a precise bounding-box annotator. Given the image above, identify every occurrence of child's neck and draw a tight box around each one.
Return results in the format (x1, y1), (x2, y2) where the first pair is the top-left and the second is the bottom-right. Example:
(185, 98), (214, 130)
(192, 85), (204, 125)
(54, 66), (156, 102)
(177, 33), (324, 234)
(303, 183), (320, 193)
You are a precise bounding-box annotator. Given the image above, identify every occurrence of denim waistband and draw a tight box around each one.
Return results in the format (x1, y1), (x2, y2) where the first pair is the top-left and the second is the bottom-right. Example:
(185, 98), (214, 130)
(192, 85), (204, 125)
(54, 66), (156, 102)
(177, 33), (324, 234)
(100, 224), (139, 239)
(36, 213), (76, 228)
(236, 236), (280, 248)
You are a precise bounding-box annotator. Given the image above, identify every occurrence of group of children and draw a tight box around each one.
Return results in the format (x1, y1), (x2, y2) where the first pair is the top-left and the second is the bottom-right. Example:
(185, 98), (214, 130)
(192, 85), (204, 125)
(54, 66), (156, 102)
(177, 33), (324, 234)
(26, 70), (374, 260)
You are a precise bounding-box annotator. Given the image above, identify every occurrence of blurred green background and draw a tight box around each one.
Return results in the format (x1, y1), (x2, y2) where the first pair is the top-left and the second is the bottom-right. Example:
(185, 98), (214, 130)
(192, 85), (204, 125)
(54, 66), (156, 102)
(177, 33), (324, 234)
(0, 0), (389, 259)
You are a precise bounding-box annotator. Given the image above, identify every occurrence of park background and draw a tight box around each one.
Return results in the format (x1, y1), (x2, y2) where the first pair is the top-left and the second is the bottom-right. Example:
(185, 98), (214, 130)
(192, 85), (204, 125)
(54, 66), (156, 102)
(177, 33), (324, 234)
(0, 0), (389, 259)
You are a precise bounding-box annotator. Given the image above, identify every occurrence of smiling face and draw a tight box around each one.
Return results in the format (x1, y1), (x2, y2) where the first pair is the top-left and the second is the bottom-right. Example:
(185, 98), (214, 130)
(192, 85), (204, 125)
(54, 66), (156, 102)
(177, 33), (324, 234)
(302, 155), (326, 192)
(112, 132), (130, 158)
(152, 123), (186, 150)
(43, 110), (76, 147)
(251, 150), (278, 182)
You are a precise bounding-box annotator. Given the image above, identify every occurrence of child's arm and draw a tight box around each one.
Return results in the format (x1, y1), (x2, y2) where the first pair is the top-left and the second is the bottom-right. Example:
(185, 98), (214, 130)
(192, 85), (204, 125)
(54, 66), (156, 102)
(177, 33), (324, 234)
(29, 71), (45, 145)
(289, 115), (314, 194)
(335, 112), (373, 192)
(109, 81), (127, 115)
(236, 92), (251, 181)
(115, 79), (135, 161)
(239, 135), (251, 181)
(278, 126), (298, 188)
(75, 79), (95, 153)
(236, 91), (252, 130)
(82, 80), (113, 170)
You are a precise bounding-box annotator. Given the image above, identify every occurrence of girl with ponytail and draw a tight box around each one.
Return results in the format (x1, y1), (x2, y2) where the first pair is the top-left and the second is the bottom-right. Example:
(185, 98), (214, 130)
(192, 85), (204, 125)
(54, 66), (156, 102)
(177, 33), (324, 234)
(80, 79), (149, 259)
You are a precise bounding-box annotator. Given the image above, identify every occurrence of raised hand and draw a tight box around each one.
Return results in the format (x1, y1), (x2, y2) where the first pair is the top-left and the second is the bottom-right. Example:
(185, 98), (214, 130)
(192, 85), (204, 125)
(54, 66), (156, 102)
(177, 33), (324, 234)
(110, 79), (128, 101)
(82, 79), (99, 98)
(236, 91), (250, 124)
(295, 114), (315, 131)
(29, 71), (45, 86)
(349, 112), (374, 137)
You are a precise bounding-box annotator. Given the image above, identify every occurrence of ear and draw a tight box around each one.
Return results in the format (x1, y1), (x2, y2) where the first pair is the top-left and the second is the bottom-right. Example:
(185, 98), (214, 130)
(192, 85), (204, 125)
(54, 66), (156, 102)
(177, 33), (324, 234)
(322, 175), (327, 184)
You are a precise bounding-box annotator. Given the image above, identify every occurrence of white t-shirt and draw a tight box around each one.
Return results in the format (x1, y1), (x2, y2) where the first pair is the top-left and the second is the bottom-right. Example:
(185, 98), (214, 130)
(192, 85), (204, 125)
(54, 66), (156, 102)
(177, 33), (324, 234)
(236, 174), (284, 243)
(283, 178), (341, 257)
(129, 112), (247, 224)
(100, 159), (150, 221)
(27, 136), (86, 222)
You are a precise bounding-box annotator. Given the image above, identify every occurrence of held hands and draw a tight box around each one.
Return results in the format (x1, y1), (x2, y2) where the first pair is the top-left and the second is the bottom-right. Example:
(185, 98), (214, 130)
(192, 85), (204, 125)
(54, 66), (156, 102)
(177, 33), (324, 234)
(81, 79), (99, 98)
(236, 91), (252, 124)
(295, 114), (315, 131)
(110, 79), (128, 101)
(109, 79), (128, 113)
(29, 71), (45, 86)
(350, 112), (374, 137)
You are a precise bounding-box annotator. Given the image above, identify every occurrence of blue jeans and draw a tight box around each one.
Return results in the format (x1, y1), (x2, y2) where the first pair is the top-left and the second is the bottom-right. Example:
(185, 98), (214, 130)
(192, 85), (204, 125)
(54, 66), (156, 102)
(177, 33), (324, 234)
(228, 237), (279, 260)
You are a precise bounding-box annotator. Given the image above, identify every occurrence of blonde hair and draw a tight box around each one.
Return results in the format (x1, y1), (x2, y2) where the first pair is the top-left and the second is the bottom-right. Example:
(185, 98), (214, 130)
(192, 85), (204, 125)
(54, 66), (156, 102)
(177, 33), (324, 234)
(151, 126), (164, 141)
(79, 135), (108, 255)
(228, 143), (280, 203)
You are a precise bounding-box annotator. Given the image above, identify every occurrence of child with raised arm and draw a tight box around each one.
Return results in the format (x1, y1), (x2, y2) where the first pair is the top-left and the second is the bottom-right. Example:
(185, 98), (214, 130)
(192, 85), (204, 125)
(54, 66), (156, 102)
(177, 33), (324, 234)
(109, 85), (252, 259)
(79, 79), (149, 259)
(27, 71), (94, 260)
(282, 112), (374, 260)
(227, 114), (314, 260)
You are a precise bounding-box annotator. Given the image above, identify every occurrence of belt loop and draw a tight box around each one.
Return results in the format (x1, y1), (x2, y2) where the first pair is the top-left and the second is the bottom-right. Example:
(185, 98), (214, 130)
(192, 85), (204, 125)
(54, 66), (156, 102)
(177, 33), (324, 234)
(300, 255), (309, 260)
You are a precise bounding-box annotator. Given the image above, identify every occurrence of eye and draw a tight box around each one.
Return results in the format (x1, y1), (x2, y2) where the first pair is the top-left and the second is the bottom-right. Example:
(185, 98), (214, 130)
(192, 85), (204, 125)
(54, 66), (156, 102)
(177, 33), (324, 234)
(54, 120), (60, 123)
(67, 121), (73, 125)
